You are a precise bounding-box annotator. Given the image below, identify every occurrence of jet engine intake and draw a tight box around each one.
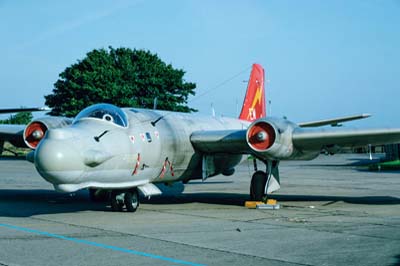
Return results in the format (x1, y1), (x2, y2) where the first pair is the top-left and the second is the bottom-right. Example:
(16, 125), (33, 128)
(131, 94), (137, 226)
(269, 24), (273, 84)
(247, 120), (276, 151)
(24, 117), (73, 149)
(246, 118), (297, 160)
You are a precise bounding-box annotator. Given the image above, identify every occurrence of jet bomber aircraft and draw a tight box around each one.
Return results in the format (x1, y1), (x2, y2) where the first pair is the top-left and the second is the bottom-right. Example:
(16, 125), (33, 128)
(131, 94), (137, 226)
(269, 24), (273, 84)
(2, 64), (400, 212)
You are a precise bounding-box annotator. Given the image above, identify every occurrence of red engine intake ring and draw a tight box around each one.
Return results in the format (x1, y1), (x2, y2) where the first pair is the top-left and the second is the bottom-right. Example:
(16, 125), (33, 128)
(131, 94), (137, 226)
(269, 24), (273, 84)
(24, 122), (47, 149)
(247, 121), (276, 151)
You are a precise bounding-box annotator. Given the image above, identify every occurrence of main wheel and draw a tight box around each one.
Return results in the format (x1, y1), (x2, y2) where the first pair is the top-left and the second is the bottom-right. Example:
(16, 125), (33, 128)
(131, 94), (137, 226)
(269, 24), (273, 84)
(124, 189), (139, 212)
(250, 170), (267, 201)
(110, 191), (124, 212)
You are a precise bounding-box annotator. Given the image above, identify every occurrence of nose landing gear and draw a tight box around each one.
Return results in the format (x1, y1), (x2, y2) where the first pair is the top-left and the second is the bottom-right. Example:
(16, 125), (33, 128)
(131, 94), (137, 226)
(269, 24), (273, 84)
(124, 190), (139, 212)
(110, 189), (140, 212)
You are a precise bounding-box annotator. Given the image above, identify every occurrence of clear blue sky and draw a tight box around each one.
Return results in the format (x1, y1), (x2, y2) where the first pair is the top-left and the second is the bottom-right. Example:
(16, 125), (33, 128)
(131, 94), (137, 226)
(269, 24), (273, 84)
(0, 0), (399, 127)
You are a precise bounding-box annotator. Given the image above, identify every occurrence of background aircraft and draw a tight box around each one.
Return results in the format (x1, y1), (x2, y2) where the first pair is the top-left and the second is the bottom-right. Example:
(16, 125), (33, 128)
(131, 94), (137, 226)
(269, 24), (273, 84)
(1, 64), (400, 212)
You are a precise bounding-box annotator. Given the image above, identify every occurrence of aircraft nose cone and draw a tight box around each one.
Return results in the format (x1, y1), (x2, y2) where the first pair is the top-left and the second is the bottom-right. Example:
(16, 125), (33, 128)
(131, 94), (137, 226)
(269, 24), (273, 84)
(34, 129), (83, 186)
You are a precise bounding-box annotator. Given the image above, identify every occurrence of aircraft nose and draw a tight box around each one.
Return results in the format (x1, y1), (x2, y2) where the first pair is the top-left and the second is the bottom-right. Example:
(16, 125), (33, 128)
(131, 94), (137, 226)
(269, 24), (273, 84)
(34, 129), (83, 186)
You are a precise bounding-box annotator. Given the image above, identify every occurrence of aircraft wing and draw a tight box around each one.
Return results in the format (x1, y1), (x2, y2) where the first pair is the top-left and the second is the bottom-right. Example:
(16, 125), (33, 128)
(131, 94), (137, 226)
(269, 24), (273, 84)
(0, 124), (24, 139)
(191, 129), (248, 154)
(292, 127), (400, 150)
(191, 125), (400, 158)
(298, 114), (371, 127)
(0, 107), (49, 114)
(0, 124), (26, 151)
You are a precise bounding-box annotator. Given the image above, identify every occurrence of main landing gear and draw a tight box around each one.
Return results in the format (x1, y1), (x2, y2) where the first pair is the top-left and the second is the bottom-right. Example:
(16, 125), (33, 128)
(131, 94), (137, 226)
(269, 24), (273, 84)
(250, 170), (267, 201)
(110, 189), (140, 212)
(249, 159), (280, 201)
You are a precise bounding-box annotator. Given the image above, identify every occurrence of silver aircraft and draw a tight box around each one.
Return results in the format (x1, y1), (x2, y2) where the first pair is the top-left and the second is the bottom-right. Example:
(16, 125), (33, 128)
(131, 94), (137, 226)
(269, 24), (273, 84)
(2, 64), (400, 212)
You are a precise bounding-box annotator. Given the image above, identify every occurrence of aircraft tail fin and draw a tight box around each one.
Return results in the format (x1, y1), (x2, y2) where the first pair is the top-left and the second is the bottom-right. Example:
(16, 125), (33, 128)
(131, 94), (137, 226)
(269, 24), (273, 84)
(239, 64), (266, 121)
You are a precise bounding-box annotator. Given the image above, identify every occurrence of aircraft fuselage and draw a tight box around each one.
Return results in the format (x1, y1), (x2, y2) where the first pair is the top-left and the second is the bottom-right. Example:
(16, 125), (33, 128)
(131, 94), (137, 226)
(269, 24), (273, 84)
(34, 107), (248, 192)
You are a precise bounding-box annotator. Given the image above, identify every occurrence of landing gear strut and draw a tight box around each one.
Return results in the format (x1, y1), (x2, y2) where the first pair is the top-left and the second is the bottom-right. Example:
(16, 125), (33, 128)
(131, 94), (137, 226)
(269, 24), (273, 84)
(110, 188), (140, 212)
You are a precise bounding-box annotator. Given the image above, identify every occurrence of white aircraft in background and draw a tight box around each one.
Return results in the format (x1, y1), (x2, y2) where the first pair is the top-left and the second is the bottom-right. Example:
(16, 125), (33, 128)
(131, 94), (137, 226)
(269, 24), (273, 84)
(1, 64), (399, 212)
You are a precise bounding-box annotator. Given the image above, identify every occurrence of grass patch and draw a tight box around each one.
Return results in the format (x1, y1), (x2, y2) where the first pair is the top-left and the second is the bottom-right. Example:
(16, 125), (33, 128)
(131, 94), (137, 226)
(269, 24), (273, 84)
(2, 142), (31, 157)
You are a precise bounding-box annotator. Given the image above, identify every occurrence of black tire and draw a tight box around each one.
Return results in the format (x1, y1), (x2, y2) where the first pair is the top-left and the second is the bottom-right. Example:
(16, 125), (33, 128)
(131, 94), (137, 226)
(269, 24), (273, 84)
(124, 189), (139, 213)
(250, 170), (267, 201)
(110, 191), (124, 212)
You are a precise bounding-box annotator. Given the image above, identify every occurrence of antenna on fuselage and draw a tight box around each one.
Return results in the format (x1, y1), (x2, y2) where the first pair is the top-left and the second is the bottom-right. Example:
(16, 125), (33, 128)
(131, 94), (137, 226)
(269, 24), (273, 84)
(153, 97), (158, 110)
(150, 97), (163, 126)
(151, 116), (163, 127)
(94, 130), (109, 142)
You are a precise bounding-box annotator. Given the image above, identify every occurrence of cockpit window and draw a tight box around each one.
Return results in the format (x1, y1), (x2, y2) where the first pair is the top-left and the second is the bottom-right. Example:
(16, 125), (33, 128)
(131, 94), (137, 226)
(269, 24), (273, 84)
(73, 103), (128, 127)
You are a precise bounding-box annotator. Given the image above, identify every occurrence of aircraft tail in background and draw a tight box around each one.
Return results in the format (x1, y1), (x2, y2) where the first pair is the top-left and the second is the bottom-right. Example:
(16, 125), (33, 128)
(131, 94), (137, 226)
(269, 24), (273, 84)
(239, 63), (266, 122)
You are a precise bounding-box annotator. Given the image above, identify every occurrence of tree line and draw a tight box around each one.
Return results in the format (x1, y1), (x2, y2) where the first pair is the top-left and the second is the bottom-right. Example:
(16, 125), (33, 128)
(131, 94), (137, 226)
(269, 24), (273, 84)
(1, 46), (196, 124)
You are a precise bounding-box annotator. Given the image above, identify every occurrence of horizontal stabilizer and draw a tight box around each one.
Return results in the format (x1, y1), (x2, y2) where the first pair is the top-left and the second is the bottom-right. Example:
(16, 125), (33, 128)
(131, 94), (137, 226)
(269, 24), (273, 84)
(299, 114), (371, 128)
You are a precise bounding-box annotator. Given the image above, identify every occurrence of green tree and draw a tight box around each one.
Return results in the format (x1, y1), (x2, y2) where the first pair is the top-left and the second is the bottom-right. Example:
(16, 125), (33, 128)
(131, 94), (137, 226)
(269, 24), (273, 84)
(45, 47), (197, 117)
(0, 112), (32, 125)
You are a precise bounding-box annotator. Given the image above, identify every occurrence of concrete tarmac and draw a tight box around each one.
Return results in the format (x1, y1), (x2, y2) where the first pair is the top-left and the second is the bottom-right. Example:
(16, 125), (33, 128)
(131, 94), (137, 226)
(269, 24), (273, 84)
(0, 154), (399, 266)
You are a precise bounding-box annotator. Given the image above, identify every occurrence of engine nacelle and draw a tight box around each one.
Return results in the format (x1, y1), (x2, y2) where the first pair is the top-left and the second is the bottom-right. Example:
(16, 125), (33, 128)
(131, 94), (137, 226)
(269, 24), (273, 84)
(24, 117), (73, 149)
(246, 118), (297, 160)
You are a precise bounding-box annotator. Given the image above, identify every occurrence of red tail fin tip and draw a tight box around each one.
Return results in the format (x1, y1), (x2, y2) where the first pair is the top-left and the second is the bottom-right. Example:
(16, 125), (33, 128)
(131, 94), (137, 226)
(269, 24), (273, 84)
(239, 64), (266, 122)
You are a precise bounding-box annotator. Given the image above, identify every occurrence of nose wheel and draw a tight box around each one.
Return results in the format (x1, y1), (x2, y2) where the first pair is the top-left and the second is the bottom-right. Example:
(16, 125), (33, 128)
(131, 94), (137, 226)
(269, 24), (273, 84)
(124, 190), (139, 212)
(110, 189), (140, 212)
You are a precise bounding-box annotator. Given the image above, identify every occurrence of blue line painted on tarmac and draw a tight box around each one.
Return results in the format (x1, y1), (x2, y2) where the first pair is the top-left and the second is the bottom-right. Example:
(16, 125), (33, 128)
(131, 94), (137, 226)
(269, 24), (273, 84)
(0, 223), (206, 266)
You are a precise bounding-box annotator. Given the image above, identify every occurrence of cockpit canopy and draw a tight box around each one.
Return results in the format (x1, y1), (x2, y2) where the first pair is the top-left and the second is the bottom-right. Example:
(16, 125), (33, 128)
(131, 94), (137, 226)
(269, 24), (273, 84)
(73, 103), (128, 127)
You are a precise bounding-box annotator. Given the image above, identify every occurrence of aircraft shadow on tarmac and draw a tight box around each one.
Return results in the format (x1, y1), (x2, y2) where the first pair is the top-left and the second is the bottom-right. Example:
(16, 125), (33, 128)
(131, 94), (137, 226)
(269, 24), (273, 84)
(0, 188), (399, 217)
(391, 254), (400, 266)
(144, 193), (400, 206)
(0, 189), (104, 217)
(0, 156), (27, 161)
